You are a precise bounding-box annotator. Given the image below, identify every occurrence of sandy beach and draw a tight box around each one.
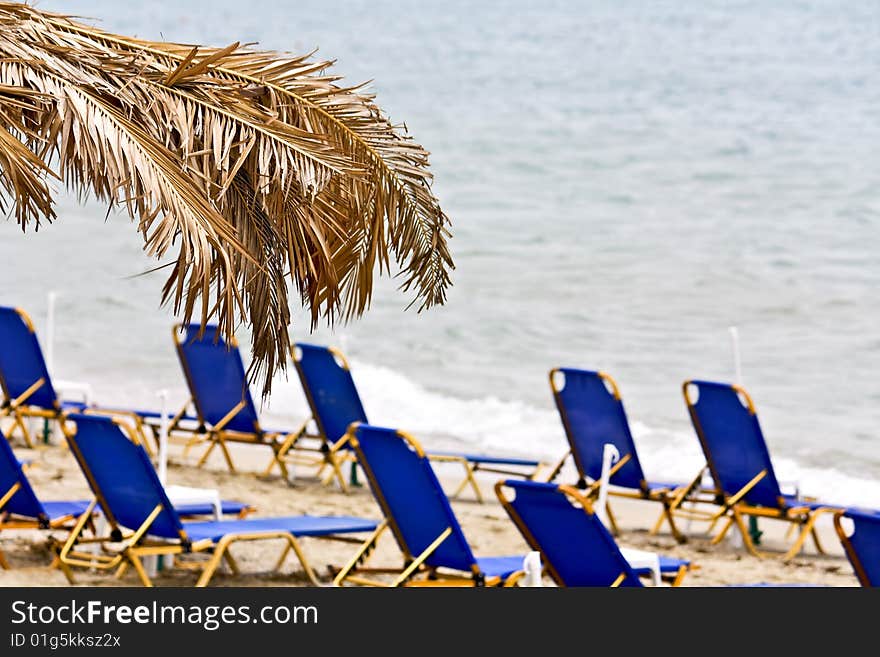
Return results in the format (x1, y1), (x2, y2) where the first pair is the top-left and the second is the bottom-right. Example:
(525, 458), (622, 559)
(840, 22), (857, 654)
(0, 435), (858, 587)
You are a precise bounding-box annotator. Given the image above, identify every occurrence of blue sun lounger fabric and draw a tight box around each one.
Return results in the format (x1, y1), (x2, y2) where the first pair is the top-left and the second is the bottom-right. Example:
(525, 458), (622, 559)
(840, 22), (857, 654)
(289, 343), (542, 502)
(173, 324), (342, 485)
(58, 414), (378, 587)
(835, 509), (880, 587)
(495, 480), (690, 587)
(683, 379), (850, 560)
(496, 479), (691, 586)
(0, 306), (178, 452)
(0, 428), (93, 570)
(549, 367), (710, 541)
(333, 423), (524, 586)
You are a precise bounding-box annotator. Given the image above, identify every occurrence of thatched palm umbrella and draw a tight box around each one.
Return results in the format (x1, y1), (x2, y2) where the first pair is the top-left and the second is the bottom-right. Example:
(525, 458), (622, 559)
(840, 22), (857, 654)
(0, 3), (452, 393)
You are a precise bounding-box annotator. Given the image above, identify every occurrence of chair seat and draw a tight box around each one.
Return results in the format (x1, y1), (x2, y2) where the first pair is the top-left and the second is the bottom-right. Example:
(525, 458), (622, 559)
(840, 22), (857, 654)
(174, 500), (253, 517)
(60, 400), (88, 411)
(181, 515), (378, 542)
(475, 555), (526, 579)
(645, 480), (689, 492)
(428, 451), (540, 467)
(41, 500), (93, 521)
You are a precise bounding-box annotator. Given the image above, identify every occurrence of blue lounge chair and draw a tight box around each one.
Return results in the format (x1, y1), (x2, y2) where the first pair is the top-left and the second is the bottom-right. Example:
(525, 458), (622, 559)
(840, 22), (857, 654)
(0, 427), (92, 576)
(58, 413), (379, 586)
(0, 425), (251, 575)
(495, 479), (691, 586)
(278, 343), (543, 502)
(172, 323), (337, 485)
(0, 306), (171, 451)
(683, 379), (846, 560)
(334, 423), (526, 586)
(834, 509), (880, 587)
(548, 367), (714, 541)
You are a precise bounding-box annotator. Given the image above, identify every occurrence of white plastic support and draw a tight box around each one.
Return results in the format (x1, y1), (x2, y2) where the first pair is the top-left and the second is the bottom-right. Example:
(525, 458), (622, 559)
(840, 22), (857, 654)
(521, 551), (543, 587)
(596, 443), (620, 528)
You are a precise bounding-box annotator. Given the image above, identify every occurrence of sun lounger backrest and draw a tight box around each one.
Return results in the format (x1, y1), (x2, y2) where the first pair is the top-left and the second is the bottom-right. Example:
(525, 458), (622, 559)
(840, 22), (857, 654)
(175, 324), (260, 433)
(551, 368), (647, 490)
(65, 414), (183, 539)
(684, 380), (783, 508)
(0, 307), (58, 409)
(294, 343), (368, 443)
(0, 428), (46, 520)
(837, 509), (880, 587)
(499, 479), (642, 587)
(351, 424), (476, 573)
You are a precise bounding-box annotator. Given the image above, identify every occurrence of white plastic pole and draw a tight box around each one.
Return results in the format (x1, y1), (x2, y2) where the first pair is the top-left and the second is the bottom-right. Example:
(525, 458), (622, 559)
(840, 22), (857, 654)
(729, 326), (742, 386)
(521, 551), (543, 587)
(45, 291), (57, 376)
(157, 389), (169, 486)
(596, 443), (620, 527)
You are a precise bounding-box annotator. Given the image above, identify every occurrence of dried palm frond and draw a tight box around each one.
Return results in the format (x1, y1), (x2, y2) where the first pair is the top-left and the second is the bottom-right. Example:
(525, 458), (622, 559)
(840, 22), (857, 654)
(0, 2), (452, 393)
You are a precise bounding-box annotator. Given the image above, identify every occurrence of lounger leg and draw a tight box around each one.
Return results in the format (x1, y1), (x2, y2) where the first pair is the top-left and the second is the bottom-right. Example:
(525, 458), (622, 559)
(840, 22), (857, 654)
(450, 462), (483, 503)
(393, 528), (453, 587)
(56, 558), (75, 584)
(670, 565), (688, 587)
(115, 562), (129, 579)
(662, 501), (686, 544)
(267, 442), (291, 482)
(0, 547), (9, 570)
(196, 544), (228, 588)
(649, 508), (668, 536)
(195, 439), (218, 467)
(274, 544), (292, 571)
(710, 516), (735, 545)
(262, 430), (301, 478)
(182, 433), (206, 459)
(605, 502), (620, 536)
(782, 511), (830, 562)
(545, 451), (570, 483)
(13, 412), (35, 449)
(326, 451), (349, 494)
(223, 548), (240, 575)
(333, 521), (389, 587)
(733, 512), (761, 558)
(215, 435), (236, 474)
(280, 536), (320, 586)
(127, 552), (154, 587)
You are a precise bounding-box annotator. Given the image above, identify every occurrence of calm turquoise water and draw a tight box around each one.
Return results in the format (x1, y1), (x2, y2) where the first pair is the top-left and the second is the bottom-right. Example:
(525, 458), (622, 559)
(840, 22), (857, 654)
(2, 1), (879, 502)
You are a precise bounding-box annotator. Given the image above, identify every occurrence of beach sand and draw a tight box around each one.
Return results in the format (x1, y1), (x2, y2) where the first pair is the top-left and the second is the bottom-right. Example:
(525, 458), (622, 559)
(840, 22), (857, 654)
(0, 436), (858, 587)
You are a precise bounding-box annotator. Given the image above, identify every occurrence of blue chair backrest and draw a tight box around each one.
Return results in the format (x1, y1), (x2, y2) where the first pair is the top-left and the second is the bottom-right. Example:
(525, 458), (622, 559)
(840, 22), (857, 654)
(0, 429), (47, 520)
(551, 368), (647, 490)
(66, 414), (183, 539)
(294, 343), (368, 443)
(176, 324), (260, 434)
(840, 510), (880, 587)
(684, 380), (783, 508)
(0, 307), (58, 410)
(351, 424), (476, 574)
(502, 479), (641, 587)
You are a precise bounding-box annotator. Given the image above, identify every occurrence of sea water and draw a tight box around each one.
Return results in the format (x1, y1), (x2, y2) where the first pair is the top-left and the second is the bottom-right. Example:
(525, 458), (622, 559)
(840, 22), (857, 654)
(1, 0), (878, 504)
